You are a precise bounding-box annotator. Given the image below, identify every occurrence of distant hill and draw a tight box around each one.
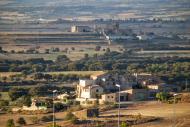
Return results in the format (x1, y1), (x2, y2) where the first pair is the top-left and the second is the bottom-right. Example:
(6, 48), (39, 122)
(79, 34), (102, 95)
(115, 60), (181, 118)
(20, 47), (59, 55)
(0, 0), (189, 21)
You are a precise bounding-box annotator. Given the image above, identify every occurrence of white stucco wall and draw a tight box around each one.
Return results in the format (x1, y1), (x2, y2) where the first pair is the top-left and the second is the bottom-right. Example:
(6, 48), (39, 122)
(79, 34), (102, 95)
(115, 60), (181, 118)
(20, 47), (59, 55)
(79, 79), (93, 87)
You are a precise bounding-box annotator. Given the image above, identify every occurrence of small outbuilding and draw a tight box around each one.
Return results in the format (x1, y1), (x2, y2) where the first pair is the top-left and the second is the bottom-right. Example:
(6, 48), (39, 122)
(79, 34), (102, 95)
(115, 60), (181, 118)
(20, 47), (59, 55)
(74, 108), (99, 119)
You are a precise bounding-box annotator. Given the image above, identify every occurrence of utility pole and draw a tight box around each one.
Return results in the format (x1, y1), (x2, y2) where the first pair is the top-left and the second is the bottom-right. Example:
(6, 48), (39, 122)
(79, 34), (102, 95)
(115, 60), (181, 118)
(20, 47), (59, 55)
(53, 90), (57, 127)
(102, 79), (121, 127)
(134, 73), (138, 85)
(116, 84), (121, 127)
(173, 93), (178, 127)
(185, 79), (188, 92)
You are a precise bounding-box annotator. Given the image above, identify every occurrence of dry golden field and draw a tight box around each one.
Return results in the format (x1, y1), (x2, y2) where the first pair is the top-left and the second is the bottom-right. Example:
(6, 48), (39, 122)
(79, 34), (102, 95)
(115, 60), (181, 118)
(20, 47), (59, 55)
(0, 43), (123, 61)
(102, 102), (190, 127)
(0, 102), (190, 127)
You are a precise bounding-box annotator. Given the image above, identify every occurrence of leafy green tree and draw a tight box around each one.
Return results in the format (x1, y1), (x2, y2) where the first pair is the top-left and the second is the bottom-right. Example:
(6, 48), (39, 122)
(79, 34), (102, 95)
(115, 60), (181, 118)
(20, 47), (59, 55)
(29, 85), (58, 97)
(6, 119), (15, 127)
(34, 73), (44, 80)
(54, 102), (67, 112)
(71, 47), (75, 51)
(21, 95), (32, 107)
(10, 50), (15, 53)
(112, 63), (127, 70)
(106, 48), (111, 53)
(2, 76), (7, 82)
(93, 53), (98, 58)
(64, 48), (69, 53)
(51, 47), (60, 52)
(32, 64), (45, 72)
(21, 70), (28, 77)
(45, 49), (50, 54)
(88, 62), (103, 71)
(56, 55), (70, 63)
(9, 64), (17, 72)
(84, 53), (89, 59)
(44, 74), (52, 81)
(68, 62), (84, 71)
(9, 88), (28, 101)
(0, 100), (9, 107)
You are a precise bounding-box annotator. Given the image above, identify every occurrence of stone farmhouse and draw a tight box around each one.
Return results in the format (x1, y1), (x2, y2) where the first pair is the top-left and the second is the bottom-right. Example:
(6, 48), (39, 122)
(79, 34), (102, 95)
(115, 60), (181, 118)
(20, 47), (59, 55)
(76, 73), (182, 106)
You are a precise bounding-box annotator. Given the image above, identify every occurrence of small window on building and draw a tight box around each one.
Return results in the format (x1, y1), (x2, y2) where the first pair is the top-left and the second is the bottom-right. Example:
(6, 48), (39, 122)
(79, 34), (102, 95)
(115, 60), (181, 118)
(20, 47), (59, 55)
(96, 89), (99, 92)
(108, 96), (110, 98)
(112, 96), (114, 98)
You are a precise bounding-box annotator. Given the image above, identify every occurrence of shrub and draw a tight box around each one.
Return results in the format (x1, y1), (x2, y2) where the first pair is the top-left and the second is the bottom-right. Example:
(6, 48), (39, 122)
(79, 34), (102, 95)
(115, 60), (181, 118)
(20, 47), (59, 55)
(95, 123), (105, 127)
(64, 112), (75, 120)
(121, 122), (128, 127)
(71, 47), (75, 51)
(6, 119), (15, 127)
(64, 111), (78, 124)
(70, 116), (78, 124)
(136, 113), (142, 120)
(19, 95), (32, 107)
(54, 102), (67, 112)
(47, 123), (62, 127)
(156, 92), (169, 102)
(17, 117), (26, 125)
(30, 116), (39, 124)
(100, 103), (117, 112)
(0, 100), (9, 107)
(41, 115), (53, 122)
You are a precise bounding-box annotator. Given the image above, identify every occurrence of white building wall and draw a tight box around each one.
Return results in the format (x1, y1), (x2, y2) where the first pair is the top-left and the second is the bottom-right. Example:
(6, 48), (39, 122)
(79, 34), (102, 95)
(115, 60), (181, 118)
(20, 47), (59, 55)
(80, 87), (92, 98)
(71, 26), (77, 32)
(79, 79), (93, 87)
(71, 26), (91, 32)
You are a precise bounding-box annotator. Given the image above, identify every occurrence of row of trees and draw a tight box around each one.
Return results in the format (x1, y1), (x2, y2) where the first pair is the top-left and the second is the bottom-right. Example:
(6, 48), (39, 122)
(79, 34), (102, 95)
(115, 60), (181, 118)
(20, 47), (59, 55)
(6, 116), (62, 127)
(1, 51), (190, 73)
(0, 45), (109, 55)
(34, 73), (89, 82)
(1, 51), (190, 87)
(7, 85), (74, 103)
(146, 62), (190, 73)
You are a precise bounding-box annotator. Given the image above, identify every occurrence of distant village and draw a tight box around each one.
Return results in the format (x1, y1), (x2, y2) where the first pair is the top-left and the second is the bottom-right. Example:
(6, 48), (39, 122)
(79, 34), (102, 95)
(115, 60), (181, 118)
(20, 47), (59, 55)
(69, 23), (185, 45)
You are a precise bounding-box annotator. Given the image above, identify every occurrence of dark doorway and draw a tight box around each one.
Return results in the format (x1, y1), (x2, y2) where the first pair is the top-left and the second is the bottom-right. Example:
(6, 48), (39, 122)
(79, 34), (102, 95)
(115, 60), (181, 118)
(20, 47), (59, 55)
(120, 96), (124, 101)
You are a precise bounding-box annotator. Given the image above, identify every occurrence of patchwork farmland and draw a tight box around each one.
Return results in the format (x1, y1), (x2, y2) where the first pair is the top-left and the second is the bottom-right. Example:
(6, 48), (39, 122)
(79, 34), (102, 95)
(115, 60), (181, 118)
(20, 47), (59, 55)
(0, 32), (108, 44)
